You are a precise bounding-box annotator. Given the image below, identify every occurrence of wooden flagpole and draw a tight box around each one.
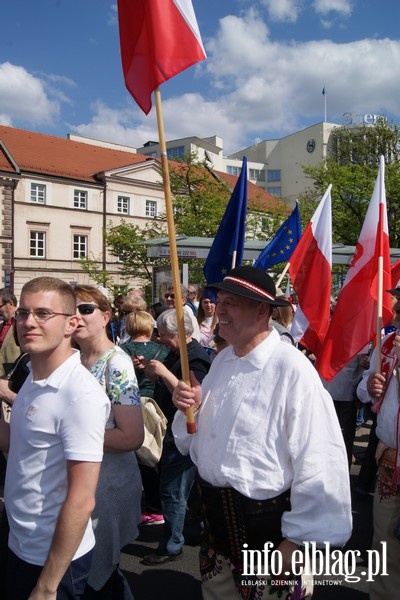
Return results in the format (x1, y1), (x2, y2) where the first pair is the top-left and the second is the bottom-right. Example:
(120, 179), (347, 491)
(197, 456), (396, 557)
(154, 87), (195, 433)
(231, 251), (237, 269)
(375, 255), (384, 373)
(375, 164), (385, 373)
(276, 262), (290, 288)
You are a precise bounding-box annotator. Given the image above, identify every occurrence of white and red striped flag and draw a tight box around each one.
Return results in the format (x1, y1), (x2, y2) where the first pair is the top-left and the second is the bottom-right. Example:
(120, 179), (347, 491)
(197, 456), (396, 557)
(317, 156), (392, 381)
(289, 185), (332, 355)
(118, 0), (206, 114)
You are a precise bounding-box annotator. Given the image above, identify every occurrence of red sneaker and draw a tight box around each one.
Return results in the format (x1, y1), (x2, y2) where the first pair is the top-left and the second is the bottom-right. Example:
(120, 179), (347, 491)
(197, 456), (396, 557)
(141, 513), (165, 525)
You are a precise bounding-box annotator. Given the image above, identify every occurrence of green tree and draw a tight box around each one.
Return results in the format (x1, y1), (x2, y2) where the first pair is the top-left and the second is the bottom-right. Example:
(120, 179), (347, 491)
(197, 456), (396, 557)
(79, 255), (118, 291)
(167, 153), (291, 279)
(300, 121), (400, 247)
(169, 153), (289, 241)
(80, 154), (291, 288)
(105, 218), (168, 284)
(167, 152), (232, 236)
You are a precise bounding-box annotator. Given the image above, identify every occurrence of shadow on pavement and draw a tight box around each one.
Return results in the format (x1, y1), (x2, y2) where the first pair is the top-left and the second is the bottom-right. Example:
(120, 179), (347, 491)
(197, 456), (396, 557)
(124, 568), (202, 600)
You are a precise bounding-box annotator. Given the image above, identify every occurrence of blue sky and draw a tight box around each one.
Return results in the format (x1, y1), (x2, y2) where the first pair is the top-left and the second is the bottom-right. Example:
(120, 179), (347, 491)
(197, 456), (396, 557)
(1, 0), (399, 155)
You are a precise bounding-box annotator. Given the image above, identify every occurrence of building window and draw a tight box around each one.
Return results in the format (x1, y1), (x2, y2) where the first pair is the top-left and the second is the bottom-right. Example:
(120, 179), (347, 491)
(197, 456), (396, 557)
(166, 146), (185, 159)
(30, 183), (46, 204)
(30, 231), (46, 258)
(74, 189), (88, 209)
(267, 169), (281, 182)
(73, 234), (88, 259)
(249, 169), (266, 182)
(117, 196), (130, 214)
(146, 200), (157, 218)
(227, 165), (241, 176)
(267, 187), (281, 197)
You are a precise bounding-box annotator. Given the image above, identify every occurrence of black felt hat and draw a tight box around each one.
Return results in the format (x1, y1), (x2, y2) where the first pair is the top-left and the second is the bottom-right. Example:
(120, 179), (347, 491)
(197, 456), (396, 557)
(206, 266), (290, 307)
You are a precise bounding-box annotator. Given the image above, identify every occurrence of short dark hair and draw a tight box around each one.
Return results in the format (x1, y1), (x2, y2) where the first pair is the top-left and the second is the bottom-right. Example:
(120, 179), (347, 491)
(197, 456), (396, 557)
(0, 288), (17, 306)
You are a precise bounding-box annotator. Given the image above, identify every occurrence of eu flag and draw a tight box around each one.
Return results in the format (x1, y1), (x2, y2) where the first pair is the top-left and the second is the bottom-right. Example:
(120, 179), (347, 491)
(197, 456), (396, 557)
(203, 157), (248, 284)
(254, 202), (301, 270)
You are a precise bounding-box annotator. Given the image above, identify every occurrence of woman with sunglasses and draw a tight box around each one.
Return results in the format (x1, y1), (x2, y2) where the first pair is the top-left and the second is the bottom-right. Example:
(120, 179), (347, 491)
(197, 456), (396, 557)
(73, 285), (144, 600)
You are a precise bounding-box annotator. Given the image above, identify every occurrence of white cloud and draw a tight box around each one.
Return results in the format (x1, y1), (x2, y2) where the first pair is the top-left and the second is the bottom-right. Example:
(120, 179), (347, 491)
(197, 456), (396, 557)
(71, 24), (400, 156)
(0, 62), (60, 125)
(313, 0), (354, 17)
(69, 101), (150, 148)
(260, 0), (302, 23)
(259, 0), (354, 21)
(193, 13), (400, 152)
(6, 7), (399, 159)
(0, 113), (13, 127)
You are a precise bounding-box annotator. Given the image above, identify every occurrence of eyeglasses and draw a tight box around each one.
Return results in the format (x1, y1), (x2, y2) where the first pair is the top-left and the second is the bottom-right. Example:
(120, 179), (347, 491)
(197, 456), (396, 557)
(77, 304), (100, 315)
(15, 309), (74, 323)
(164, 293), (175, 299)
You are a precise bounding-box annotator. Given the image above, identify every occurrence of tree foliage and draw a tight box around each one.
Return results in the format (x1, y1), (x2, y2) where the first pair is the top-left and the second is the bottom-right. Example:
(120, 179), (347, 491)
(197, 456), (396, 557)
(105, 218), (168, 284)
(80, 153), (294, 288)
(79, 256), (119, 291)
(167, 152), (232, 236)
(300, 121), (400, 247)
(168, 152), (289, 241)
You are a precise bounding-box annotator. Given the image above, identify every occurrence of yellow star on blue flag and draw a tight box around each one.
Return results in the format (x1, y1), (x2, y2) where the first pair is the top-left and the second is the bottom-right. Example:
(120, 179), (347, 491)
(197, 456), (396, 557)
(254, 203), (302, 270)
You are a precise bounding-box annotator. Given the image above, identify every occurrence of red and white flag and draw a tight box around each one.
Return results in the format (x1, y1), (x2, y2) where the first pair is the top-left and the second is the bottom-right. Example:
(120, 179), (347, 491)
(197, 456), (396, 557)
(117, 0), (206, 114)
(317, 156), (392, 381)
(289, 185), (332, 355)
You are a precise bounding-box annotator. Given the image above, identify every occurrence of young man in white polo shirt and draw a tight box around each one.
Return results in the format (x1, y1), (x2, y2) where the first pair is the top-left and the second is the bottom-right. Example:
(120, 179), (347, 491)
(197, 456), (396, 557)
(0, 277), (110, 600)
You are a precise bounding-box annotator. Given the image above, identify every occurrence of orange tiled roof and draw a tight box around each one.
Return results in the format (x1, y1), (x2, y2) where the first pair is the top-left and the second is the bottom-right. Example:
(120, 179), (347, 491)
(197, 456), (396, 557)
(214, 169), (289, 214)
(0, 125), (289, 214)
(0, 125), (146, 182)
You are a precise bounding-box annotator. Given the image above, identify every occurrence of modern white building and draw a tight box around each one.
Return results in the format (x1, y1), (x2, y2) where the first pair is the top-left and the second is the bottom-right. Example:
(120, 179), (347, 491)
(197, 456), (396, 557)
(137, 121), (341, 202)
(138, 114), (392, 203)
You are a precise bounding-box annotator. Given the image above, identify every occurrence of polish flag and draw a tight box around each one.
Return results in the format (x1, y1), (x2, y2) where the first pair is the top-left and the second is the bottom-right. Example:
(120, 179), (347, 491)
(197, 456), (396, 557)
(289, 185), (332, 355)
(117, 0), (206, 115)
(317, 156), (392, 381)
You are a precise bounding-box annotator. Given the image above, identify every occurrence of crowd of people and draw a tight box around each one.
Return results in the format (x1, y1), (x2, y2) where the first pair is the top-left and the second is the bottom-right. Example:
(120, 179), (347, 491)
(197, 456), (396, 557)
(0, 268), (398, 600)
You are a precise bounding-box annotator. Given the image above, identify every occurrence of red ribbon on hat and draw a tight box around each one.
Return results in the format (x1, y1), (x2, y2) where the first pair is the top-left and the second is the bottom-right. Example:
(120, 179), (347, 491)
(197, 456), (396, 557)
(223, 275), (276, 301)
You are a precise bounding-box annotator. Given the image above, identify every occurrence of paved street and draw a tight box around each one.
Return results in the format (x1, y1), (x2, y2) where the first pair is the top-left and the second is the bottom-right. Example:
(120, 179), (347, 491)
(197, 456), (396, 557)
(1, 424), (374, 599)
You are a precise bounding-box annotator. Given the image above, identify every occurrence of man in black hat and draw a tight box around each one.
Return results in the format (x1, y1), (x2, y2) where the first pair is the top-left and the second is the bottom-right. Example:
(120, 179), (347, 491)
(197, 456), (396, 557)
(356, 282), (400, 600)
(172, 266), (352, 600)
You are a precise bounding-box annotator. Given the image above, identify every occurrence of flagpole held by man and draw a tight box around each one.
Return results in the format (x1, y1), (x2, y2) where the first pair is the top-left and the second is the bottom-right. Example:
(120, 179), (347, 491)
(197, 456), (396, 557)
(117, 0), (206, 432)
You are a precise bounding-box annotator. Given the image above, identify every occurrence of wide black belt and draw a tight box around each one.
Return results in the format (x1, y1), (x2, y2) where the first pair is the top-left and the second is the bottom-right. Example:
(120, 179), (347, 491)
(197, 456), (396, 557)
(198, 478), (291, 562)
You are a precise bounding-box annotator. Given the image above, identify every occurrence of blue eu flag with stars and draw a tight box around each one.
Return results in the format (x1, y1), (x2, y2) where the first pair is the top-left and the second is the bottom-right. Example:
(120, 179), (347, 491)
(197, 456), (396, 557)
(254, 202), (301, 270)
(203, 157), (248, 284)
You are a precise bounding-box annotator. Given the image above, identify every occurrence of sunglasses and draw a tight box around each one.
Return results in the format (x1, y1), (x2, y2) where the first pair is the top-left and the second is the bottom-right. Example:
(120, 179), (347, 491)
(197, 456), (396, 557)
(164, 293), (175, 299)
(77, 304), (99, 315)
